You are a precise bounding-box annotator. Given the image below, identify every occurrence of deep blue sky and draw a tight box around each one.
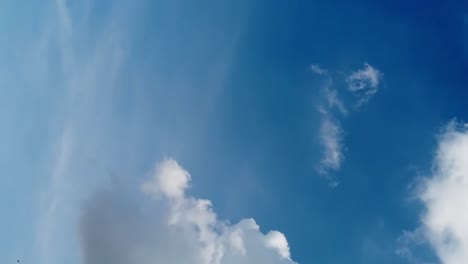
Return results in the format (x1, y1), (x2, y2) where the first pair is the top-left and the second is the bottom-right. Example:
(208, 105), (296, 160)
(1, 1), (467, 264)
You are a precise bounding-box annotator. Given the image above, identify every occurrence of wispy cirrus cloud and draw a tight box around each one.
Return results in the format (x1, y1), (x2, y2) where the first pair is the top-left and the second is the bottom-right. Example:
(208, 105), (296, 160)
(346, 63), (382, 107)
(311, 63), (382, 185)
(36, 1), (128, 264)
(312, 66), (345, 184)
(316, 116), (344, 187)
(39, 125), (74, 264)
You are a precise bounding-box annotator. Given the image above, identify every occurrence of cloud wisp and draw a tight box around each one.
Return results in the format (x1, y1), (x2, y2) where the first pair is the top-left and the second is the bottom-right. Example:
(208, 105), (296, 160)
(316, 116), (344, 187)
(346, 63), (382, 107)
(39, 126), (74, 264)
(80, 159), (297, 264)
(36, 1), (128, 263)
(312, 66), (346, 182)
(311, 63), (382, 185)
(318, 118), (343, 171)
(310, 64), (328, 76)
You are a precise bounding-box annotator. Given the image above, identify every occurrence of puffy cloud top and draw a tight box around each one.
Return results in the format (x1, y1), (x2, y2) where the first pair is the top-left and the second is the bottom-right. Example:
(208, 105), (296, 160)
(142, 159), (191, 200)
(418, 121), (468, 264)
(80, 159), (297, 264)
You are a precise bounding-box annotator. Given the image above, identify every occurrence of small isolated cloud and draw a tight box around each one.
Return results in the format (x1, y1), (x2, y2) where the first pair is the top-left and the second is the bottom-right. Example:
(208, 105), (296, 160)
(310, 64), (328, 75)
(80, 159), (297, 264)
(346, 63), (382, 106)
(403, 120), (468, 264)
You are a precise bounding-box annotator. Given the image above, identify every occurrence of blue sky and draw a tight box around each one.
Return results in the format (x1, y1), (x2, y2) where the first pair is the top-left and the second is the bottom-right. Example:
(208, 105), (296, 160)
(1, 0), (468, 264)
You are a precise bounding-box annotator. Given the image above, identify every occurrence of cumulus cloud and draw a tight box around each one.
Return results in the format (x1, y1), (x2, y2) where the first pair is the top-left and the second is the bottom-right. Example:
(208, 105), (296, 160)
(80, 159), (297, 264)
(401, 121), (468, 264)
(346, 63), (382, 106)
(141, 159), (192, 200)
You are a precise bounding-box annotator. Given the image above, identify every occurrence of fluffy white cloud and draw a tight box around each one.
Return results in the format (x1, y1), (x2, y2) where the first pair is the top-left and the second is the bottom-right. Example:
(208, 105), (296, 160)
(142, 159), (192, 200)
(409, 121), (468, 264)
(80, 159), (297, 264)
(346, 63), (382, 106)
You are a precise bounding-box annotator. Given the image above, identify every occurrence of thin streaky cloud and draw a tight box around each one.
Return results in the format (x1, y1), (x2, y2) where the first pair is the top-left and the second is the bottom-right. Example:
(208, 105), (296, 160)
(37, 1), (127, 264)
(317, 117), (344, 174)
(40, 125), (73, 264)
(313, 62), (382, 185)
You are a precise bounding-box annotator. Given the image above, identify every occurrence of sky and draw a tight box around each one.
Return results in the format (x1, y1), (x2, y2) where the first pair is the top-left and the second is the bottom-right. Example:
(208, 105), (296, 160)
(1, 0), (468, 264)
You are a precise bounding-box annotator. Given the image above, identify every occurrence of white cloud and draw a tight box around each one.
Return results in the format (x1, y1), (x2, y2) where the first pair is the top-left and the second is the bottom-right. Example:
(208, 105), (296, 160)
(319, 118), (343, 170)
(407, 121), (468, 264)
(317, 117), (344, 180)
(40, 126), (74, 264)
(324, 88), (348, 116)
(37, 1), (128, 263)
(80, 159), (297, 264)
(312, 65), (347, 184)
(142, 159), (191, 200)
(310, 64), (328, 75)
(265, 231), (292, 259)
(312, 63), (383, 181)
(312, 63), (382, 182)
(346, 63), (382, 106)
(347, 63), (381, 90)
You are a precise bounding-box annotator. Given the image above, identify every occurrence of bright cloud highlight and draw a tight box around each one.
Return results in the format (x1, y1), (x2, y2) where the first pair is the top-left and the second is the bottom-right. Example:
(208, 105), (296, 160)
(401, 121), (468, 264)
(80, 159), (297, 264)
(417, 121), (468, 264)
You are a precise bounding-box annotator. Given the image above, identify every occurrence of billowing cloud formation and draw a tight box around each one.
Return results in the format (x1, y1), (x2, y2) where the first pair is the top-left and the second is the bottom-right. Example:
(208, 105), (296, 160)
(80, 159), (296, 264)
(419, 121), (468, 264)
(410, 121), (468, 264)
(346, 63), (382, 106)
